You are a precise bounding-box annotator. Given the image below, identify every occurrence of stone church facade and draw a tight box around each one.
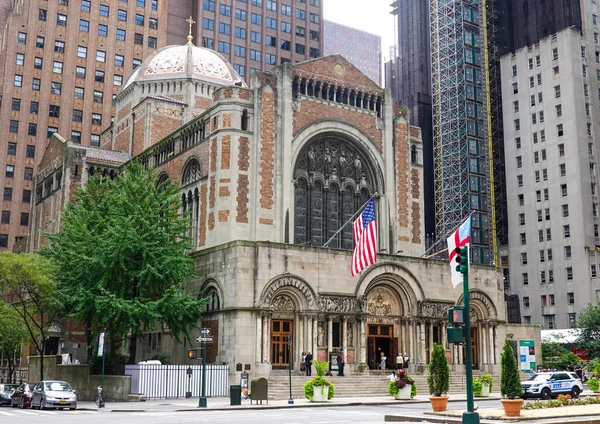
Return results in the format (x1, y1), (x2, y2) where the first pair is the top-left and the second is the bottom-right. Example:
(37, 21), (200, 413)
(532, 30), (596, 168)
(28, 40), (515, 378)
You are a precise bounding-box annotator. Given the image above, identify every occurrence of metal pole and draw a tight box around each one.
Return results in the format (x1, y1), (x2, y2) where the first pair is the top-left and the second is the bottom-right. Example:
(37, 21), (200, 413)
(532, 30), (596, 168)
(462, 273), (479, 424)
(287, 333), (294, 404)
(99, 350), (105, 408)
(199, 342), (207, 407)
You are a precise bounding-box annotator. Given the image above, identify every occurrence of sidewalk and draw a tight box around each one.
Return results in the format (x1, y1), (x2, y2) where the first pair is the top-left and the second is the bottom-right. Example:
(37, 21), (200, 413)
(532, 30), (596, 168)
(78, 389), (598, 412)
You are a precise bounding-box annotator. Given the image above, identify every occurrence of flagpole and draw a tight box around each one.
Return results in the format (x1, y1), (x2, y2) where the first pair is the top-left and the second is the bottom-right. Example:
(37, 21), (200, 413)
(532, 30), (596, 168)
(420, 211), (476, 258)
(322, 192), (379, 248)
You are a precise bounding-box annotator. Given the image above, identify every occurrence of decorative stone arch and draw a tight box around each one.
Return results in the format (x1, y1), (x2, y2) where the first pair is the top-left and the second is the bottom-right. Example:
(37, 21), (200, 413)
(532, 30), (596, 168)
(181, 156), (202, 187)
(456, 290), (498, 321)
(199, 278), (224, 311)
(260, 274), (318, 311)
(354, 262), (426, 316)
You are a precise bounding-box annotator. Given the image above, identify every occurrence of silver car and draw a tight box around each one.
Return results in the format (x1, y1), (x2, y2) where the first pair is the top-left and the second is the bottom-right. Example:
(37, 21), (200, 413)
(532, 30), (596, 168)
(30, 381), (77, 410)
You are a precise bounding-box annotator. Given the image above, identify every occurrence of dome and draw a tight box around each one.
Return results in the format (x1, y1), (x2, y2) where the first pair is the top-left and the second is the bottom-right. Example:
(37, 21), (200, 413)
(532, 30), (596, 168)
(122, 42), (246, 89)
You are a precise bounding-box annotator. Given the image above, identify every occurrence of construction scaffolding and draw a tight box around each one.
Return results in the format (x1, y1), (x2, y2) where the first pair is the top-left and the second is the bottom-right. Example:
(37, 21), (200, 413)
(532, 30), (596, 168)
(430, 0), (496, 265)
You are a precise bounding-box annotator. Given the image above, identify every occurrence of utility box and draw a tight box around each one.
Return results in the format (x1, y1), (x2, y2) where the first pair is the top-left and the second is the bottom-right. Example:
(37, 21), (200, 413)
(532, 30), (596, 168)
(230, 385), (242, 405)
(250, 378), (268, 405)
(447, 327), (464, 344)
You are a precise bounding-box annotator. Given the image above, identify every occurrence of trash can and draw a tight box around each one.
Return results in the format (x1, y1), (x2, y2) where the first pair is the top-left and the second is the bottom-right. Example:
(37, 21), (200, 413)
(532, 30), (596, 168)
(230, 385), (242, 405)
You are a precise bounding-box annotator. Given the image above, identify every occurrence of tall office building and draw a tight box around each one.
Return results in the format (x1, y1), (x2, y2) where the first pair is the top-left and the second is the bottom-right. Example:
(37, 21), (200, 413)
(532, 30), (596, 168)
(430, 0), (499, 265)
(187, 0), (324, 80)
(501, 1), (600, 329)
(0, 0), (168, 252)
(323, 20), (381, 85)
(385, 0), (434, 240)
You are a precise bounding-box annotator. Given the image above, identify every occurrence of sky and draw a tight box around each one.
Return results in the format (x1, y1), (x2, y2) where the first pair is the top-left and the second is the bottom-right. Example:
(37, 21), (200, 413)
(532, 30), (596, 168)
(323, 0), (396, 61)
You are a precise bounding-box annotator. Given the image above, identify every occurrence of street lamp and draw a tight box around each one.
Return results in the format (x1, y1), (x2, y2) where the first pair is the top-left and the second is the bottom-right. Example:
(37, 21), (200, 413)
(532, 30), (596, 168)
(287, 333), (294, 405)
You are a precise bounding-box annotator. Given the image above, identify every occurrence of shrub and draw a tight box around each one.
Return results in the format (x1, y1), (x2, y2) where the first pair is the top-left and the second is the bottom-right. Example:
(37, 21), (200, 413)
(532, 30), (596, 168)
(411, 382), (418, 398)
(388, 372), (418, 398)
(523, 395), (600, 410)
(473, 378), (483, 396)
(500, 339), (523, 399)
(427, 343), (450, 396)
(303, 360), (335, 400)
(589, 377), (600, 392)
(388, 380), (399, 396)
(312, 359), (329, 377)
(480, 374), (493, 392)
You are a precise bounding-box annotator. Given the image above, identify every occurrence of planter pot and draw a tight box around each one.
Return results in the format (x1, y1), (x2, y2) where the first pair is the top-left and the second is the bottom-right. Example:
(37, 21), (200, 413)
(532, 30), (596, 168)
(429, 396), (449, 412)
(500, 399), (524, 417)
(394, 385), (412, 400)
(310, 385), (329, 402)
(478, 384), (490, 397)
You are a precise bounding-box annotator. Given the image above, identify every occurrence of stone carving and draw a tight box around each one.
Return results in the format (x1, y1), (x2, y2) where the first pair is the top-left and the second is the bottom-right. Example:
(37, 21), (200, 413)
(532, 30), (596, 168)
(292, 99), (301, 111)
(375, 118), (384, 130)
(193, 48), (235, 81)
(155, 106), (182, 117)
(317, 321), (326, 347)
(318, 295), (356, 313)
(347, 322), (354, 348)
(419, 301), (451, 318)
(47, 322), (63, 334)
(144, 46), (187, 76)
(272, 295), (295, 311)
(366, 286), (398, 316)
(261, 275), (318, 309)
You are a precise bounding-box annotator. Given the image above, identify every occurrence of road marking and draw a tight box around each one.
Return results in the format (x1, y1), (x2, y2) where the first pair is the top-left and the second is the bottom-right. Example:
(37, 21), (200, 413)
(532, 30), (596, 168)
(0, 411), (15, 416)
(15, 410), (37, 415)
(37, 410), (59, 414)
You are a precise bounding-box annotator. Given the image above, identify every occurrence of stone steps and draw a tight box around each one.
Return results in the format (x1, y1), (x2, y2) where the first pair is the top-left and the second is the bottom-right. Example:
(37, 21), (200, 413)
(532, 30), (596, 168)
(265, 372), (501, 400)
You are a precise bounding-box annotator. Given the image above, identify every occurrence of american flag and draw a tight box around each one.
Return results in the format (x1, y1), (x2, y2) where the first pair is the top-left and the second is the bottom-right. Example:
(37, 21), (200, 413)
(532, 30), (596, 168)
(351, 199), (378, 276)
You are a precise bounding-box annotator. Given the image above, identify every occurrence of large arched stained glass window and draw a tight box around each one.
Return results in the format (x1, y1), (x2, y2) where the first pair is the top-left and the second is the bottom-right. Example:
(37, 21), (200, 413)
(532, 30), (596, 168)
(294, 136), (376, 249)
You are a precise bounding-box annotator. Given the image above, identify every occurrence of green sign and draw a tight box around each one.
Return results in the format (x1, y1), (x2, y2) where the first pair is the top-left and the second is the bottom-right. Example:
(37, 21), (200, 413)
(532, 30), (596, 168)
(519, 340), (536, 371)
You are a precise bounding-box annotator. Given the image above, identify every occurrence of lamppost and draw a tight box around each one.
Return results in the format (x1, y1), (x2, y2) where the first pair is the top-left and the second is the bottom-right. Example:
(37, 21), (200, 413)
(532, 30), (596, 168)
(198, 338), (207, 408)
(287, 333), (294, 405)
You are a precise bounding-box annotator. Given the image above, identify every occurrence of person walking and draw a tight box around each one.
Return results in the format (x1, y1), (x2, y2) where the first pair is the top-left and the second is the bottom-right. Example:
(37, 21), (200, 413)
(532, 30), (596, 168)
(305, 352), (313, 376)
(380, 352), (387, 375)
(338, 351), (345, 376)
(403, 352), (409, 373)
(300, 351), (307, 376)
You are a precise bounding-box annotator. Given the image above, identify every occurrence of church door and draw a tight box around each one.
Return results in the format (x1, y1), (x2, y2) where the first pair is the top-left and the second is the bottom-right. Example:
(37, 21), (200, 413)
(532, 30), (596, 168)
(463, 327), (479, 369)
(367, 324), (393, 370)
(271, 320), (293, 369)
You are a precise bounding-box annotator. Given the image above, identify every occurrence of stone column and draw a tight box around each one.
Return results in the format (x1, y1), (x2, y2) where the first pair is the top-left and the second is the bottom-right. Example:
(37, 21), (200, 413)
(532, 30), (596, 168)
(262, 315), (270, 363)
(441, 321), (447, 350)
(327, 316), (333, 355)
(297, 313), (304, 361)
(342, 317), (348, 351)
(312, 317), (318, 357)
(408, 320), (415, 366)
(418, 322), (426, 364)
(304, 315), (310, 353)
(490, 324), (496, 365)
(256, 314), (263, 363)
(359, 318), (366, 364)
(480, 322), (487, 367)
(428, 321), (434, 361)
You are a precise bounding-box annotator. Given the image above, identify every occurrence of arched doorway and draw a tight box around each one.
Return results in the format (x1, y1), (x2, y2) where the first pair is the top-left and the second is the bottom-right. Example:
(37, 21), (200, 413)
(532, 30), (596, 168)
(270, 295), (295, 368)
(365, 286), (401, 371)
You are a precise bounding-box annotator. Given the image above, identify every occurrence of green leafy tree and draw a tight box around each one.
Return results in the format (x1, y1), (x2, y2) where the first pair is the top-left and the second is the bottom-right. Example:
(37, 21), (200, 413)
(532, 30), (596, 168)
(500, 339), (523, 399)
(0, 252), (57, 381)
(576, 303), (600, 359)
(43, 162), (207, 363)
(0, 302), (29, 382)
(427, 343), (449, 396)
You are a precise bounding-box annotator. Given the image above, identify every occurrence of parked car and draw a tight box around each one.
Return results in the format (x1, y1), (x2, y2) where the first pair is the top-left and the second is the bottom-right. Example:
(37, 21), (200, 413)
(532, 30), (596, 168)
(31, 381), (77, 410)
(521, 372), (583, 399)
(11, 383), (37, 408)
(0, 384), (19, 406)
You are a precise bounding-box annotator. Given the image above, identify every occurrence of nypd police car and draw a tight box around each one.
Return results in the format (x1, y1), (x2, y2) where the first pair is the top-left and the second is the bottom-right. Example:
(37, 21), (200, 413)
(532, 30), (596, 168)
(521, 372), (583, 399)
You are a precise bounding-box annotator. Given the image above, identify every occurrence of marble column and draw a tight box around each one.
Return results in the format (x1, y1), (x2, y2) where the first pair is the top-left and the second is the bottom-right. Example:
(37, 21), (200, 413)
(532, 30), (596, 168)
(490, 324), (496, 365)
(297, 314), (304, 361)
(256, 314), (262, 363)
(342, 317), (348, 351)
(359, 319), (366, 364)
(480, 323), (487, 367)
(262, 315), (270, 363)
(327, 317), (333, 354)
(428, 321), (434, 361)
(441, 321), (447, 350)
(312, 317), (318, 356)
(458, 343), (463, 366)
(304, 315), (310, 353)
(418, 323), (426, 364)
(408, 320), (415, 365)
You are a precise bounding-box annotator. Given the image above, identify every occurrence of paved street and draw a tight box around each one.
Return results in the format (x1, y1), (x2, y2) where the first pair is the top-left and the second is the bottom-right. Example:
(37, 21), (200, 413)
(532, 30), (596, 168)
(0, 400), (502, 424)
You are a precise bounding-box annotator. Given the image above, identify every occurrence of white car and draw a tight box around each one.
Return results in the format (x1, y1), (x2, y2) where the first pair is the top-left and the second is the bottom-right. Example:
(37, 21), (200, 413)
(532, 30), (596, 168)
(521, 372), (582, 400)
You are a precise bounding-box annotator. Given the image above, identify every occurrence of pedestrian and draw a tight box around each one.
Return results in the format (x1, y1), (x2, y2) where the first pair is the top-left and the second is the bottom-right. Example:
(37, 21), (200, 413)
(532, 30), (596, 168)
(568, 363), (575, 372)
(388, 371), (397, 382)
(380, 352), (387, 375)
(305, 352), (313, 376)
(338, 351), (345, 376)
(576, 364), (583, 381)
(300, 351), (306, 376)
(396, 353), (403, 371)
(403, 352), (410, 373)
(583, 366), (589, 383)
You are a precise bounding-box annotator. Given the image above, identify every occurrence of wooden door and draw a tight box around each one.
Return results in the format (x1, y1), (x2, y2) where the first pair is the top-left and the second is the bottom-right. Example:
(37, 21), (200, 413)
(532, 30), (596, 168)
(271, 319), (293, 368)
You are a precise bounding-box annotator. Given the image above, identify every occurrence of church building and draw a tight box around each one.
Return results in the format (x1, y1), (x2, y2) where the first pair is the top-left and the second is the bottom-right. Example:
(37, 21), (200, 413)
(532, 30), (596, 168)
(28, 34), (522, 380)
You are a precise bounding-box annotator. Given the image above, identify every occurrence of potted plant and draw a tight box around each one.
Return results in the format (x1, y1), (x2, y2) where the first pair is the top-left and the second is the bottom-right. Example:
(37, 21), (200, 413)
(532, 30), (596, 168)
(388, 370), (416, 400)
(427, 343), (450, 412)
(589, 377), (600, 393)
(474, 375), (493, 397)
(500, 339), (524, 417)
(303, 360), (335, 402)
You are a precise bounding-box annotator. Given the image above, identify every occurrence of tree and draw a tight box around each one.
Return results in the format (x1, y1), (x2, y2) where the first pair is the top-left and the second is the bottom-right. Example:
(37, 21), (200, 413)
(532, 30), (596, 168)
(0, 252), (57, 381)
(0, 302), (29, 382)
(576, 303), (600, 359)
(500, 339), (522, 399)
(427, 343), (449, 396)
(43, 162), (207, 364)
(541, 341), (580, 370)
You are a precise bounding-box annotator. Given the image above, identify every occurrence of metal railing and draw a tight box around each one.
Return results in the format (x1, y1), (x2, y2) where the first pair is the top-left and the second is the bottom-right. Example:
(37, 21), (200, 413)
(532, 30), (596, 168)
(125, 364), (229, 399)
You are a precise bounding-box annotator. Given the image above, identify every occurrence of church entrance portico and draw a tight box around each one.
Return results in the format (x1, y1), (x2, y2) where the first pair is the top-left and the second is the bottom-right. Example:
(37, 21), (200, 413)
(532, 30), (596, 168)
(271, 319), (293, 368)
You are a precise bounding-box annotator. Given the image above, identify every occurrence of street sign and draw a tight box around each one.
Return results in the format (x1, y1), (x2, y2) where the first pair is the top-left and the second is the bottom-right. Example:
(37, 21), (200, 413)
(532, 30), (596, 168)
(198, 336), (213, 343)
(98, 332), (105, 357)
(200, 328), (211, 334)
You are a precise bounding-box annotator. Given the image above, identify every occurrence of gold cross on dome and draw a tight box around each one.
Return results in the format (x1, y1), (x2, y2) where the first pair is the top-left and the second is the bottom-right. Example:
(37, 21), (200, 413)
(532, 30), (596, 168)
(186, 16), (196, 43)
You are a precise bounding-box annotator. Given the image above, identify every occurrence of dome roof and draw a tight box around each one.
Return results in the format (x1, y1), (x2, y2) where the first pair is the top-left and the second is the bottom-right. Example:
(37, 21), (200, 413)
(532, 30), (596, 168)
(122, 42), (246, 89)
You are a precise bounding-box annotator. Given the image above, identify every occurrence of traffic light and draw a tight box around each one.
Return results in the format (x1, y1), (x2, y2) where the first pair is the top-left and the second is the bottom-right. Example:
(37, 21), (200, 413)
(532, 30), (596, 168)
(188, 349), (198, 359)
(448, 306), (465, 325)
(455, 246), (469, 274)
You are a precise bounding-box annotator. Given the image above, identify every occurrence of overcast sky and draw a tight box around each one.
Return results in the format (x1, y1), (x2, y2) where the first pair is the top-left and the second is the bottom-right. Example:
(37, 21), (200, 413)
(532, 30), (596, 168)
(323, 0), (396, 61)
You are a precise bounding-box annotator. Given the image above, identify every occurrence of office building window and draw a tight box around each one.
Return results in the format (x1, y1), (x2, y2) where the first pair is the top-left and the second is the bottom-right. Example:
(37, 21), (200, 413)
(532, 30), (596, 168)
(53, 61), (63, 73)
(30, 102), (38, 114)
(100, 5), (109, 16)
(78, 46), (87, 58)
(74, 87), (85, 99)
(57, 14), (67, 26)
(79, 19), (89, 32)
(49, 105), (60, 118)
(93, 91), (104, 103)
(91, 134), (100, 147)
(134, 33), (144, 45)
(148, 36), (157, 48)
(118, 10), (127, 21)
(116, 28), (126, 40)
(51, 82), (62, 94)
(92, 113), (102, 126)
(96, 50), (106, 62)
(135, 14), (145, 25)
(34, 57), (43, 69)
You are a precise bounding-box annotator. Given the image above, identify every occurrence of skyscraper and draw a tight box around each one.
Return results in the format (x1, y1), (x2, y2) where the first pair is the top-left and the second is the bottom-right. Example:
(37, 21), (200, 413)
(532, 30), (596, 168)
(501, 1), (600, 329)
(0, 0), (168, 251)
(323, 20), (381, 85)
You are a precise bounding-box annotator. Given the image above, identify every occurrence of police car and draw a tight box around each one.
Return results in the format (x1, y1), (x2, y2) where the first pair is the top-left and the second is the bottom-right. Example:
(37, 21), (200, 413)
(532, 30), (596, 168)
(521, 372), (583, 399)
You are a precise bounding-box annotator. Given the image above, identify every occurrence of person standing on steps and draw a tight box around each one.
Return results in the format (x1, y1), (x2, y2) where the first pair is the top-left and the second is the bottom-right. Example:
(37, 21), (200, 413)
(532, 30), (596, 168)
(396, 353), (403, 372)
(380, 352), (387, 375)
(403, 352), (409, 373)
(338, 351), (345, 376)
(305, 352), (313, 376)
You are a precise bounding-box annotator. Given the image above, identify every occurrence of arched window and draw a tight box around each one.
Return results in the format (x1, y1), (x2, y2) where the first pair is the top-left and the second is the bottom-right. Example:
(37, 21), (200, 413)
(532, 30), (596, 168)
(156, 173), (170, 193)
(241, 109), (249, 131)
(202, 288), (221, 312)
(181, 158), (202, 186)
(294, 136), (376, 249)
